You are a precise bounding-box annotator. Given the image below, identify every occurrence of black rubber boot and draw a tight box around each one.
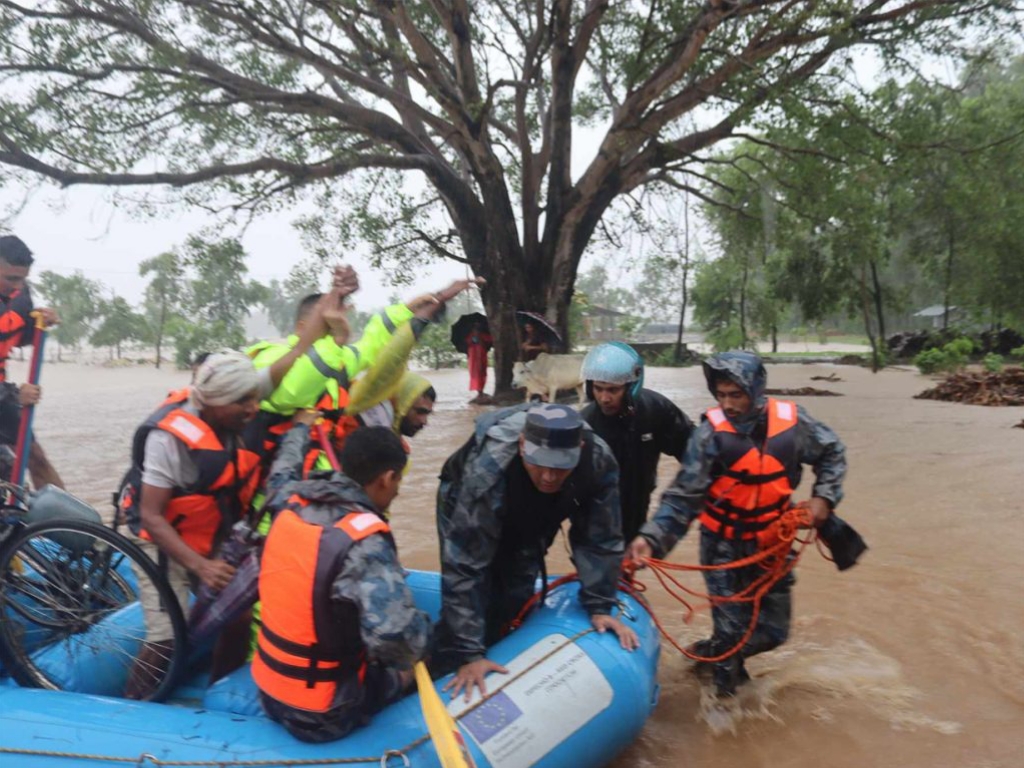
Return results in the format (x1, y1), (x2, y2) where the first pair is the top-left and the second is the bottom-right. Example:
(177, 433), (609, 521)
(686, 639), (716, 681)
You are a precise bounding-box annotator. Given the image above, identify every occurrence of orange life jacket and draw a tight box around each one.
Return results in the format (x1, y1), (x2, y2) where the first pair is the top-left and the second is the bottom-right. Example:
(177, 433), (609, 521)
(127, 397), (262, 557)
(0, 289), (32, 383)
(698, 398), (798, 541)
(163, 387), (192, 405)
(252, 495), (392, 712)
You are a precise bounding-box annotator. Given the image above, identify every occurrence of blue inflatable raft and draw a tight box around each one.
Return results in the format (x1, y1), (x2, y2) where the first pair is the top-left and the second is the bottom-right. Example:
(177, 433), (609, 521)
(0, 570), (660, 768)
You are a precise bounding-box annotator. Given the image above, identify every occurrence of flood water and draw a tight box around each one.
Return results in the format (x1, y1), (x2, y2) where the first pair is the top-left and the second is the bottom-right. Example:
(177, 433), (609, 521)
(17, 357), (1024, 768)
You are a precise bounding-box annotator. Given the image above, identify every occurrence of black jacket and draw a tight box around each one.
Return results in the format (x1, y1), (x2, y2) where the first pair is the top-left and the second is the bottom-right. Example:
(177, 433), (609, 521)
(582, 388), (693, 541)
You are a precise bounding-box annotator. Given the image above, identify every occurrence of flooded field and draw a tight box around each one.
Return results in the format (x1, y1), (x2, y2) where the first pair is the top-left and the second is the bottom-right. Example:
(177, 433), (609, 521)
(17, 358), (1024, 768)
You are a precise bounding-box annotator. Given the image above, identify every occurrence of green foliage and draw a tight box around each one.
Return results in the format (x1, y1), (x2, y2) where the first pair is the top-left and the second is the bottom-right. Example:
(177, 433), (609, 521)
(139, 251), (185, 368)
(33, 270), (105, 356)
(982, 353), (1004, 373)
(649, 346), (698, 368)
(1010, 345), (1024, 361)
(410, 322), (462, 371)
(914, 337), (976, 374)
(944, 337), (976, 360)
(697, 56), (1024, 373)
(169, 319), (245, 370)
(264, 261), (323, 336)
(706, 324), (747, 353)
(90, 296), (148, 358)
(913, 348), (949, 375)
(138, 237), (270, 367)
(183, 237), (268, 328)
(168, 236), (269, 365)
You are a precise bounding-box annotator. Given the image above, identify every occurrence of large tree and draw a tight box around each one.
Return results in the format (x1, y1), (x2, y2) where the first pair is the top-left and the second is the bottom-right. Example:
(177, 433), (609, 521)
(0, 0), (1007, 388)
(90, 295), (148, 359)
(171, 236), (269, 367)
(33, 270), (105, 360)
(139, 251), (185, 368)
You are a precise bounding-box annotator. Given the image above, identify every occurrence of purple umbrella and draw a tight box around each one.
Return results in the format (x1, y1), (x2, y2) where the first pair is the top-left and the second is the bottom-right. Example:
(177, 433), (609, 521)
(188, 522), (261, 646)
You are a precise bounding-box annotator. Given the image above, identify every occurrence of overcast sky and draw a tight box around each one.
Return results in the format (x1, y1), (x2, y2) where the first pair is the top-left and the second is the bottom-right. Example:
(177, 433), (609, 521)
(0, 182), (471, 312)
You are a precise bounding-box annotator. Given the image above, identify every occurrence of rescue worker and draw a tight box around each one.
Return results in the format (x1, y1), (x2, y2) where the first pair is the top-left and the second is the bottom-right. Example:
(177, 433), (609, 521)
(580, 342), (694, 542)
(434, 403), (639, 701)
(253, 424), (431, 743)
(0, 234), (62, 489)
(121, 296), (332, 699)
(248, 273), (483, 462)
(627, 351), (847, 698)
(349, 372), (435, 439)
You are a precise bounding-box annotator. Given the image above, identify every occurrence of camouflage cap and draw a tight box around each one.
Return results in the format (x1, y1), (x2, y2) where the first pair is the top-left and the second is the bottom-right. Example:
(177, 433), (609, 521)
(522, 403), (582, 469)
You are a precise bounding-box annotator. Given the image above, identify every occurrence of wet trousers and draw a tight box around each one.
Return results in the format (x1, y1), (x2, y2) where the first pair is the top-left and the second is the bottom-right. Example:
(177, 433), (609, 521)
(699, 528), (795, 696)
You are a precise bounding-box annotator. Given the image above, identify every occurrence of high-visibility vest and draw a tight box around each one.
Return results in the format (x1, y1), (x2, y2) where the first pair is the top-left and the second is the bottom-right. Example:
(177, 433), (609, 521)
(252, 495), (392, 712)
(698, 398), (798, 541)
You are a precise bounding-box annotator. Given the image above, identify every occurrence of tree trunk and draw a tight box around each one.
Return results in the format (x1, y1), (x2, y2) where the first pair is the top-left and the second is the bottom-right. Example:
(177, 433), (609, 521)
(739, 259), (749, 348)
(870, 258), (886, 351)
(771, 324), (778, 353)
(675, 197), (691, 363)
(859, 265), (881, 373)
(475, 239), (530, 395)
(155, 302), (165, 369)
(943, 221), (955, 331)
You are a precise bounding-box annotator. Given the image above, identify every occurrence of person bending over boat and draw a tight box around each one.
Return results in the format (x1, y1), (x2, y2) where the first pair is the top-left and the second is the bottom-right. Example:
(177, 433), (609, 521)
(434, 403), (640, 701)
(627, 351), (849, 699)
(253, 426), (431, 743)
(119, 303), (331, 699)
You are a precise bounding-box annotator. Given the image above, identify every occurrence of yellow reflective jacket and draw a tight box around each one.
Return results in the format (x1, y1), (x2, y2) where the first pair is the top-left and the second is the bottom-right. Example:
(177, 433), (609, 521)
(247, 304), (414, 416)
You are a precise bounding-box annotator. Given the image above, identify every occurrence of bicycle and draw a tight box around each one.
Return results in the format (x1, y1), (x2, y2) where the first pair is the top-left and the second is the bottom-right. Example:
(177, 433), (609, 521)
(0, 478), (186, 702)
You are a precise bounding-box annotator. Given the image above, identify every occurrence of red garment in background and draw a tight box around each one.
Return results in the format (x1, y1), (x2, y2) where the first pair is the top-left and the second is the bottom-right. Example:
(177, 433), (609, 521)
(466, 331), (492, 393)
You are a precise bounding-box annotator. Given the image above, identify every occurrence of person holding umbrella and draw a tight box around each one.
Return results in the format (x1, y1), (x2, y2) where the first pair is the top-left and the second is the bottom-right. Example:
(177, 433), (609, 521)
(516, 310), (561, 361)
(466, 319), (492, 399)
(451, 312), (492, 402)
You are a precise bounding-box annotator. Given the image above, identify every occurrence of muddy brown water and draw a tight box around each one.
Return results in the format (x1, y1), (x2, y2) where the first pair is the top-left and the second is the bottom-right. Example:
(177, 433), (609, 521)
(15, 359), (1023, 768)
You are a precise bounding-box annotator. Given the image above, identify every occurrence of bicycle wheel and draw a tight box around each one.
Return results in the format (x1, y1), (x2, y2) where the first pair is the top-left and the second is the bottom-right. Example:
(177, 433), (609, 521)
(0, 518), (186, 702)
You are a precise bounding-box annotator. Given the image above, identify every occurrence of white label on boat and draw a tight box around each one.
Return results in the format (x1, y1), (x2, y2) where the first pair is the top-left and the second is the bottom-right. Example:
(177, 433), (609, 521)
(447, 633), (613, 768)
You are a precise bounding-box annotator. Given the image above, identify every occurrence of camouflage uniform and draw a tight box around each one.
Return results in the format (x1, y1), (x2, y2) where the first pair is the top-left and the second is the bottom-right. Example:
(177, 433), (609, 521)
(639, 351), (847, 696)
(433, 404), (623, 673)
(257, 425), (431, 741)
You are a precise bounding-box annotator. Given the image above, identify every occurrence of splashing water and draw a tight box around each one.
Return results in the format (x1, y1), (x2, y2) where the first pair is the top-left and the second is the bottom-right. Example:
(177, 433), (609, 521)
(694, 638), (963, 737)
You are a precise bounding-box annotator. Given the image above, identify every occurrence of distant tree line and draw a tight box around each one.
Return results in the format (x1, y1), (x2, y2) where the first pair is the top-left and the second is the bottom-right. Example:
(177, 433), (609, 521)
(35, 236), (293, 368)
(690, 55), (1024, 370)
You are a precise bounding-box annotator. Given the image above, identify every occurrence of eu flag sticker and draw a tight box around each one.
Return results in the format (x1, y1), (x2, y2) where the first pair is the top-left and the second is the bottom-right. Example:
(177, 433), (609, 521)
(463, 691), (524, 744)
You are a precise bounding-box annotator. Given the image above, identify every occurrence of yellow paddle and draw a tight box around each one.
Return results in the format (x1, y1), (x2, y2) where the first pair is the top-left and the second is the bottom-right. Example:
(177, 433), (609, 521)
(414, 661), (477, 768)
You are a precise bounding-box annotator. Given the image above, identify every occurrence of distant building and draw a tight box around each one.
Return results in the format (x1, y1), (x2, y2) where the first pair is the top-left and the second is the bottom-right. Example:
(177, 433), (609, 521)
(913, 305), (964, 330)
(580, 305), (628, 341)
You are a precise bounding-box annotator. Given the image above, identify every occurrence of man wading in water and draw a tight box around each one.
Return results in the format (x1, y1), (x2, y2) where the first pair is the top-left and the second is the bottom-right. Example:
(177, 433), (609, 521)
(628, 351), (848, 698)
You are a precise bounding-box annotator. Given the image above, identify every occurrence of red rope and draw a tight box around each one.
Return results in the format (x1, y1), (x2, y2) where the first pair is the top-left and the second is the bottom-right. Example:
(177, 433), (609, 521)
(501, 506), (819, 665)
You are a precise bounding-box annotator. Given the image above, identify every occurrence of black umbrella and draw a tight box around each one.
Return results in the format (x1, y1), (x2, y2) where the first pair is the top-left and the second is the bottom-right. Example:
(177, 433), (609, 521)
(516, 310), (562, 350)
(450, 312), (490, 354)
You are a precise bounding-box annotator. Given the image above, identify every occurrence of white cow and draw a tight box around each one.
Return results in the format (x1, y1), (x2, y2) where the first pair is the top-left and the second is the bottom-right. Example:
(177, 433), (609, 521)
(512, 353), (586, 404)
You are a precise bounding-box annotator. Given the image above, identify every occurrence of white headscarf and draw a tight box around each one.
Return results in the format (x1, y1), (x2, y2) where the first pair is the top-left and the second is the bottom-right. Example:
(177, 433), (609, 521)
(191, 350), (259, 408)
